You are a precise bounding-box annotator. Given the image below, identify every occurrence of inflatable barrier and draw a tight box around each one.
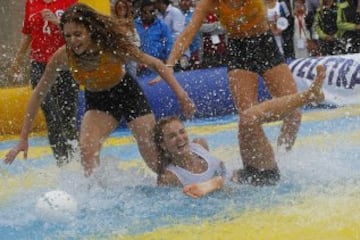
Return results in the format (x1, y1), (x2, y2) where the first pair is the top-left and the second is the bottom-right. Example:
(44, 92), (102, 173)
(132, 53), (360, 119)
(1, 54), (360, 135)
(75, 67), (270, 128)
(290, 53), (360, 106)
(78, 0), (110, 15)
(0, 87), (46, 136)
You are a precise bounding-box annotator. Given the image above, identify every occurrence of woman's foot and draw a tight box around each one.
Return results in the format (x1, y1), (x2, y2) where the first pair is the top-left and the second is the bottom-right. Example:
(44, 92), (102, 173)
(307, 65), (326, 104)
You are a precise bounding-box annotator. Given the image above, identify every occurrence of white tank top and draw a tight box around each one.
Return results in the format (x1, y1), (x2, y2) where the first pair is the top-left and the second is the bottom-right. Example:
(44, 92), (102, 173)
(166, 143), (226, 186)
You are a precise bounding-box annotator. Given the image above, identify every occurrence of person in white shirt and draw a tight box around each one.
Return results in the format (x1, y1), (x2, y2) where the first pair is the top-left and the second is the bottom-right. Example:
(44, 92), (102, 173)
(265, 0), (291, 55)
(293, 0), (311, 58)
(155, 0), (190, 69)
(154, 66), (326, 197)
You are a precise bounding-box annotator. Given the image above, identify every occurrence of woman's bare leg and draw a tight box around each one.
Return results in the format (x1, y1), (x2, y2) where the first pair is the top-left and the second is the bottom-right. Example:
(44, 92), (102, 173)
(80, 110), (118, 176)
(127, 113), (158, 173)
(242, 65), (325, 128)
(228, 69), (276, 169)
(231, 65), (325, 182)
(262, 63), (302, 151)
(230, 65), (325, 171)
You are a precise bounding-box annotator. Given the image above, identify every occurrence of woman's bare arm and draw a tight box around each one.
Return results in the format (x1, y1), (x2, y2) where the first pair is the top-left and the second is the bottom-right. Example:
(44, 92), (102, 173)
(131, 50), (196, 118)
(4, 46), (68, 164)
(158, 170), (183, 187)
(166, 0), (215, 66)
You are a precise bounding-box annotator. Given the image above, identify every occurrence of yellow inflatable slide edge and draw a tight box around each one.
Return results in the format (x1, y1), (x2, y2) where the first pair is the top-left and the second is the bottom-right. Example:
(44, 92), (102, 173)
(78, 0), (110, 15)
(0, 87), (46, 136)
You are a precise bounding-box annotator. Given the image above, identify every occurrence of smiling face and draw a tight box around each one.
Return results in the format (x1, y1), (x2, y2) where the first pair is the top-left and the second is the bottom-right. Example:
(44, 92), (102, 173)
(160, 119), (191, 158)
(62, 22), (93, 55)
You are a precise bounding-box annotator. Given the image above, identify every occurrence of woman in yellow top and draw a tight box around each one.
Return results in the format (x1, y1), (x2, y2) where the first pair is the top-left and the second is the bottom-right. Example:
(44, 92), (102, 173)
(160, 0), (303, 185)
(4, 3), (195, 177)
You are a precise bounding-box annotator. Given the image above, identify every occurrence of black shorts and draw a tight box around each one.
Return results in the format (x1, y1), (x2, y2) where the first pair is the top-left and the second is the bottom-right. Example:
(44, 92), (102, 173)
(227, 31), (285, 75)
(235, 165), (280, 186)
(85, 73), (152, 122)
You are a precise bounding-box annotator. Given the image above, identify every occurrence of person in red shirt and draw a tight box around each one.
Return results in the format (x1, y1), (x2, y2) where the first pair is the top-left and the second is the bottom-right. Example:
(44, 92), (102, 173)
(201, 13), (227, 68)
(11, 0), (79, 167)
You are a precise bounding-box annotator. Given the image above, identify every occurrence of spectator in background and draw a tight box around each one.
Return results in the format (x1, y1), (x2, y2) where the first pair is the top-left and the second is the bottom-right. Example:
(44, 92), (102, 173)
(11, 0), (79, 167)
(280, 0), (296, 59)
(110, 0), (140, 77)
(265, 0), (291, 55)
(305, 0), (321, 56)
(314, 0), (344, 55)
(135, 0), (173, 75)
(132, 0), (143, 19)
(293, 0), (311, 58)
(155, 0), (190, 70)
(179, 0), (201, 70)
(155, 0), (185, 41)
(337, 0), (360, 53)
(200, 13), (227, 68)
(305, 0), (320, 37)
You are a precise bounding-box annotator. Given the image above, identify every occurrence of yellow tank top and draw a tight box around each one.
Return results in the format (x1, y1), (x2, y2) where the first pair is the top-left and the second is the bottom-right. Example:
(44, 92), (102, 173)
(218, 0), (266, 36)
(68, 50), (124, 90)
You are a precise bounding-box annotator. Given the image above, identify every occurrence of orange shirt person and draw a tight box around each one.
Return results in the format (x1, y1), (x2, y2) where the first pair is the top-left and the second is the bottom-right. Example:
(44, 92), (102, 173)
(4, 3), (195, 177)
(154, 0), (302, 185)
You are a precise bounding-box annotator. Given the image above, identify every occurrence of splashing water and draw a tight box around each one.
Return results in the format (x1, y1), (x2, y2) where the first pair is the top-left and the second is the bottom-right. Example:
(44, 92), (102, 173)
(0, 107), (359, 239)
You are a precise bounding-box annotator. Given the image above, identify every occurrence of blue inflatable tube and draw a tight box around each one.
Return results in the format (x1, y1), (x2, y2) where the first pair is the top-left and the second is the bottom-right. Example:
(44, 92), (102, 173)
(77, 67), (271, 125)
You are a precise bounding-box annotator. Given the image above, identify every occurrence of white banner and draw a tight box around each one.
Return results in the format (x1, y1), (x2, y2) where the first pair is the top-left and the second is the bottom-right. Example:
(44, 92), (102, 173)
(289, 54), (360, 106)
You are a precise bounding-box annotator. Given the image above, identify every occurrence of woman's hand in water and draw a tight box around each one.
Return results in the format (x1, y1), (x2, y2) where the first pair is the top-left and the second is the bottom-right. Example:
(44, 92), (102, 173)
(183, 176), (224, 198)
(4, 139), (29, 164)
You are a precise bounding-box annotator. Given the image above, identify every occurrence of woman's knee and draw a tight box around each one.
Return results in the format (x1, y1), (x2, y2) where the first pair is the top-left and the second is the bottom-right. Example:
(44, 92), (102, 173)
(239, 111), (259, 129)
(80, 136), (101, 158)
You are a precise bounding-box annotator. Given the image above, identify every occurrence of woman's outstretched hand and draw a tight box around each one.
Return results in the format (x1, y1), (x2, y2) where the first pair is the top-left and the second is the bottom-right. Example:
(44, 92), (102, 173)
(4, 140), (29, 164)
(179, 94), (196, 119)
(148, 75), (163, 86)
(148, 66), (173, 86)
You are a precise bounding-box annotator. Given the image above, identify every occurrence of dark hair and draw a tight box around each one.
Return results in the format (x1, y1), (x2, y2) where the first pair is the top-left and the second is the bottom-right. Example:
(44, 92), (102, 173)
(140, 0), (155, 11)
(156, 0), (171, 6)
(153, 116), (182, 176)
(60, 3), (138, 58)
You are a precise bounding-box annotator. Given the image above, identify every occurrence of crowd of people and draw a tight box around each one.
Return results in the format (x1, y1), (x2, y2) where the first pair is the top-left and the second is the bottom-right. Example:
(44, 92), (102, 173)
(3, 0), (334, 199)
(112, 0), (360, 73)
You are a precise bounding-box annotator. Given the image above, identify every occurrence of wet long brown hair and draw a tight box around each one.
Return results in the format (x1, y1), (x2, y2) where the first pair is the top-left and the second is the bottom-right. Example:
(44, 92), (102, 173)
(60, 3), (138, 58)
(153, 116), (183, 177)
